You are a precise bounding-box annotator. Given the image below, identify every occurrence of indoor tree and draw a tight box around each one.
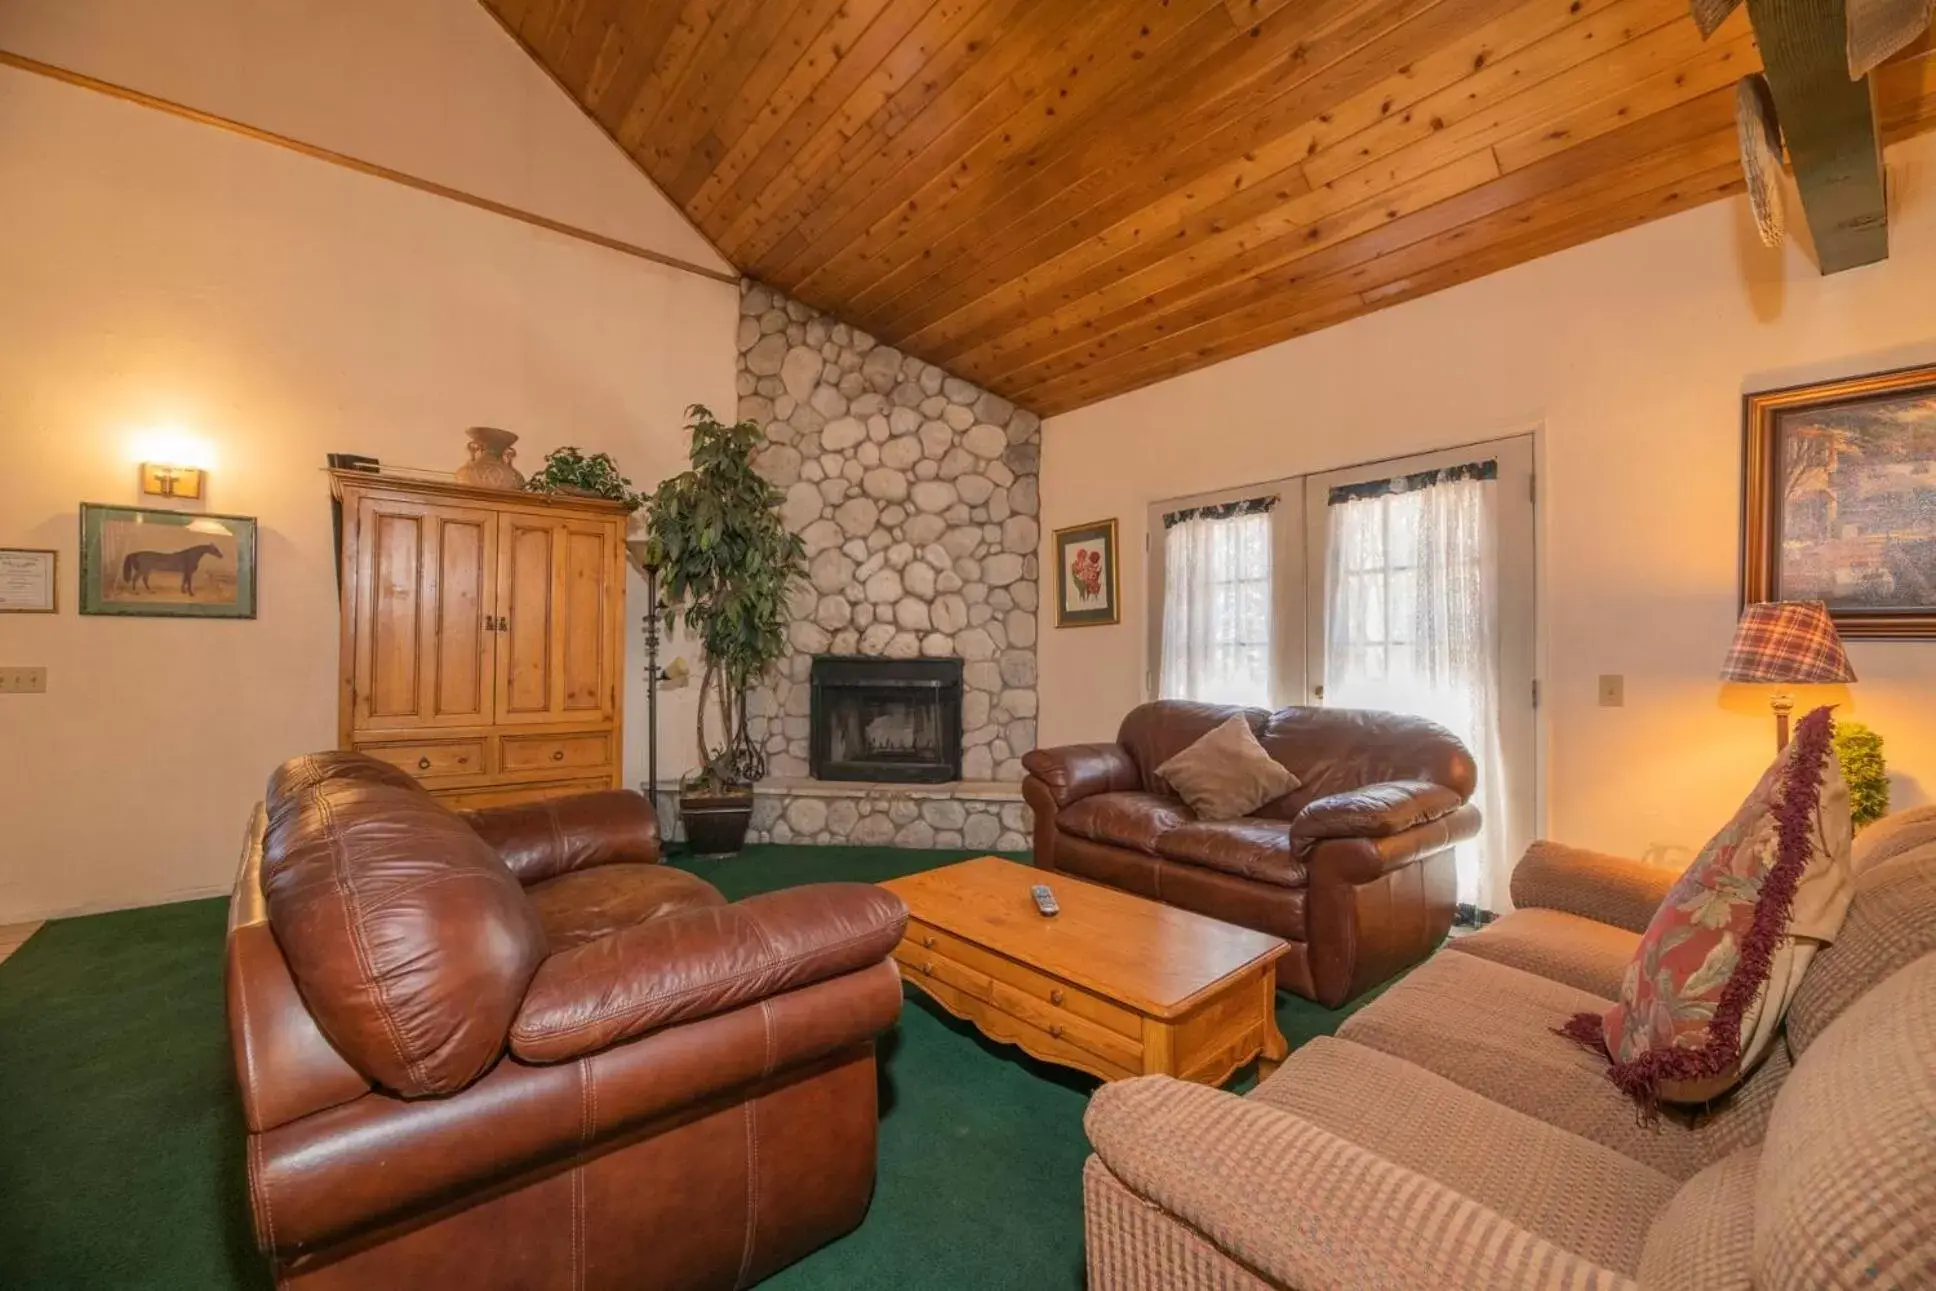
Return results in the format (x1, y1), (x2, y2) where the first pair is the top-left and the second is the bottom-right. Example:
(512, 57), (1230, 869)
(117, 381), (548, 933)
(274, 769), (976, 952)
(639, 404), (804, 797)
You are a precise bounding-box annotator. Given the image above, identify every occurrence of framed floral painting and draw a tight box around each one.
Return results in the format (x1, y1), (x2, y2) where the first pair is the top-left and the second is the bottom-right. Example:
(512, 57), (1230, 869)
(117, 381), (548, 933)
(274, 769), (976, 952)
(1053, 518), (1119, 628)
(1743, 363), (1936, 637)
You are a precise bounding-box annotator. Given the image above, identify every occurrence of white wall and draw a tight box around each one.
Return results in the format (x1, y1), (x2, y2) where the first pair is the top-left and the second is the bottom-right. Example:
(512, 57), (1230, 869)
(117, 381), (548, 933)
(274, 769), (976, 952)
(1040, 131), (1936, 863)
(0, 1), (738, 922)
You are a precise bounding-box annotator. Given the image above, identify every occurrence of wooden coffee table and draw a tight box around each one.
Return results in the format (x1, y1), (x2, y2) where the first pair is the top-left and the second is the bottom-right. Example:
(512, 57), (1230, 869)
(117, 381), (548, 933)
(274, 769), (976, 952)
(879, 856), (1289, 1086)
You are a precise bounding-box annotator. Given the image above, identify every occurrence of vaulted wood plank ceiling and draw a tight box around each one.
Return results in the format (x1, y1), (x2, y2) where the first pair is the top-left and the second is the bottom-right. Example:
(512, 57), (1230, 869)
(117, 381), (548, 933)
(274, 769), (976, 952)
(484, 0), (1936, 416)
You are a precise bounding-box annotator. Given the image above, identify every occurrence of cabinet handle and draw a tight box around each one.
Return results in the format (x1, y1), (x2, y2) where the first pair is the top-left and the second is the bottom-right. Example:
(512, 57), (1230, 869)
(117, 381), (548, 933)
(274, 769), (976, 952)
(499, 615), (509, 632)
(417, 757), (432, 770)
(1050, 989), (1064, 1006)
(920, 962), (934, 976)
(1048, 1024), (1063, 1039)
(552, 750), (565, 762)
(920, 935), (936, 949)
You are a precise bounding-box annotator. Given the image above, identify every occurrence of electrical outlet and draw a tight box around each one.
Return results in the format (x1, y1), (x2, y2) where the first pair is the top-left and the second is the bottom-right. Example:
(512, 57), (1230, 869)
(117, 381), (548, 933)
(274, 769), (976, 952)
(0, 666), (48, 694)
(1597, 674), (1624, 707)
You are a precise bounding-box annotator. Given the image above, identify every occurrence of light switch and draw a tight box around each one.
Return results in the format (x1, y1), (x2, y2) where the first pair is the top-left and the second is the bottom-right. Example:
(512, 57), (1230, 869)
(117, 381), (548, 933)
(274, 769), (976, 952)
(0, 666), (47, 694)
(1598, 674), (1624, 707)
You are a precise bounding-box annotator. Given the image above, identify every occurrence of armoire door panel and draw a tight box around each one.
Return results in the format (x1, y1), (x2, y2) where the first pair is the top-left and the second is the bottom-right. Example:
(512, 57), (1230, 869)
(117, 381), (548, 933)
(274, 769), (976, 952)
(559, 526), (614, 717)
(434, 516), (492, 720)
(498, 520), (557, 721)
(364, 511), (424, 721)
(351, 496), (498, 731)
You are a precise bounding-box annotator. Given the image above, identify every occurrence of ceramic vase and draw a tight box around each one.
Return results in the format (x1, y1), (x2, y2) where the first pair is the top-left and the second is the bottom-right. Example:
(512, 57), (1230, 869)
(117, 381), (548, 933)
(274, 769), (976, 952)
(455, 427), (524, 490)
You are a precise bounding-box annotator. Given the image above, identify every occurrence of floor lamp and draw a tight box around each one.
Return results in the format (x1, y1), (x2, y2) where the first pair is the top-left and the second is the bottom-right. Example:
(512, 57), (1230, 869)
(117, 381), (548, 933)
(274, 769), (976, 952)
(1720, 600), (1856, 750)
(627, 542), (663, 817)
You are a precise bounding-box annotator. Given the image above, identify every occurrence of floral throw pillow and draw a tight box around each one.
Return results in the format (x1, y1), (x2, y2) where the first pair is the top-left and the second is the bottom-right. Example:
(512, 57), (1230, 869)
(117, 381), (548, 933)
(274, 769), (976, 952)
(1562, 706), (1853, 1109)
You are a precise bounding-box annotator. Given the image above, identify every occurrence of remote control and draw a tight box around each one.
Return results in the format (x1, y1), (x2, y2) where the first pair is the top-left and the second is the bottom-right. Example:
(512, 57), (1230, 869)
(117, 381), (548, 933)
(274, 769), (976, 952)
(1030, 883), (1059, 917)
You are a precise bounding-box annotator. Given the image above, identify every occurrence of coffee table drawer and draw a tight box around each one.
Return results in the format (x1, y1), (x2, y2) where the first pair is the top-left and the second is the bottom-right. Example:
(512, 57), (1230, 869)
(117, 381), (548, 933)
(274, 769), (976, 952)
(897, 923), (1142, 1068)
(902, 919), (1140, 1039)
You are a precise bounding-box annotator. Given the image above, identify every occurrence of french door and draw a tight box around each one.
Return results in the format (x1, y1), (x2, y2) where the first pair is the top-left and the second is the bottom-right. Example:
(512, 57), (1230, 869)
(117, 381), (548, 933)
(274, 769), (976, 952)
(1304, 436), (1538, 912)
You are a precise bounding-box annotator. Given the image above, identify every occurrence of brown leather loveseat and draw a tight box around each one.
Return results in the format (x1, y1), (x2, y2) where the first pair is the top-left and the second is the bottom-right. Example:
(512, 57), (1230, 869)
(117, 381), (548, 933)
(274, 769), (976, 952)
(225, 751), (907, 1289)
(1022, 702), (1477, 1006)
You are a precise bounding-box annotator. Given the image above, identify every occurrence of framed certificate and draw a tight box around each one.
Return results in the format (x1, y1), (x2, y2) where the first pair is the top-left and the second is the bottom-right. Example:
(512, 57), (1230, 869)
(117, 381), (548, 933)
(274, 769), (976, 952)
(0, 548), (58, 613)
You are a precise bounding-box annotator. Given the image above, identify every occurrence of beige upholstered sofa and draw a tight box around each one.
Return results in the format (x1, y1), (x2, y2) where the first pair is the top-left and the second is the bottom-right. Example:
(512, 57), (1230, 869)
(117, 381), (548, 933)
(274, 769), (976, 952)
(1081, 816), (1936, 1289)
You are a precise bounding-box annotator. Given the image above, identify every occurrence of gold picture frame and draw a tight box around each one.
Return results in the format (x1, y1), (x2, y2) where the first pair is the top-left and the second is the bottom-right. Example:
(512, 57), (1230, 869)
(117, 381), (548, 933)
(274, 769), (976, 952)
(1743, 362), (1936, 638)
(0, 547), (58, 613)
(1052, 518), (1120, 627)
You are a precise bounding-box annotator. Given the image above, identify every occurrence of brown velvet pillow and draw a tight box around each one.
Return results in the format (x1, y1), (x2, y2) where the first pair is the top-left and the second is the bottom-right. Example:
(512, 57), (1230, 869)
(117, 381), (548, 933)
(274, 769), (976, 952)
(1155, 715), (1297, 821)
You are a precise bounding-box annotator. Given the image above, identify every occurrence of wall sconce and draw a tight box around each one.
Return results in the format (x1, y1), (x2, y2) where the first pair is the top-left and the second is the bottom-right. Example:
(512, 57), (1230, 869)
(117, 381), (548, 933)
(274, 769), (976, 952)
(141, 463), (207, 500)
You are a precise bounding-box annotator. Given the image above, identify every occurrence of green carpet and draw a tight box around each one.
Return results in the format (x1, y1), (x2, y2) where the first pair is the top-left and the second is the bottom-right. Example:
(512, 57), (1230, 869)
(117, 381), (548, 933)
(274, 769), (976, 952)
(0, 847), (1394, 1289)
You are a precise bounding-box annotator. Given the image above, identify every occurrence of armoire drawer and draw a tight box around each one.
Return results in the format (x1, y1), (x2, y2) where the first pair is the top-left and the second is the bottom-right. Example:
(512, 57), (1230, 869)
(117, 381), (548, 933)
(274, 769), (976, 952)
(356, 738), (488, 782)
(499, 732), (613, 776)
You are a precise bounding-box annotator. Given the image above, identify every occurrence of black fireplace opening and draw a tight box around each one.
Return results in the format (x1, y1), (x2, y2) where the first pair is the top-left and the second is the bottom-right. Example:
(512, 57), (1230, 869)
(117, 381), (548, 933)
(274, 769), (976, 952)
(809, 655), (963, 783)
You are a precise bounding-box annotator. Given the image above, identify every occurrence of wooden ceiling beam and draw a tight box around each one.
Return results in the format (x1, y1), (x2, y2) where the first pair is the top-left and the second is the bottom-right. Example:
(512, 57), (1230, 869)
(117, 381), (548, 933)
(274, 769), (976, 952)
(1744, 0), (1889, 271)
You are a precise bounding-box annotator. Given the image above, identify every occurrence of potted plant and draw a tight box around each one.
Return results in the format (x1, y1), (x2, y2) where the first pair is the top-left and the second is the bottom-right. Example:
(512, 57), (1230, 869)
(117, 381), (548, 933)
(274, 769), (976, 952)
(638, 405), (804, 855)
(1834, 720), (1889, 829)
(525, 446), (646, 508)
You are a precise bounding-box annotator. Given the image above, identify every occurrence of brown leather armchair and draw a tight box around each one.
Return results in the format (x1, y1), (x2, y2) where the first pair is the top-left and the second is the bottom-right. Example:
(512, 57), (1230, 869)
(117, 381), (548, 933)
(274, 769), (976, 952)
(225, 752), (907, 1290)
(1023, 702), (1478, 1007)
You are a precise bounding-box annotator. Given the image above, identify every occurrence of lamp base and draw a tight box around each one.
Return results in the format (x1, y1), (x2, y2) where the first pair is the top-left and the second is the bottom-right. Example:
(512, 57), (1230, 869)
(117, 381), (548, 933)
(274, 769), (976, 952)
(1770, 692), (1794, 751)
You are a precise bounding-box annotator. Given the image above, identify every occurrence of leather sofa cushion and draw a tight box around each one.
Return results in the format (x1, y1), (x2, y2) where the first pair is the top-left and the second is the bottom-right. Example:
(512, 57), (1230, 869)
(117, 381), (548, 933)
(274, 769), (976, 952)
(511, 884), (908, 1063)
(463, 790), (663, 885)
(527, 863), (725, 951)
(262, 753), (547, 1098)
(1155, 819), (1302, 888)
(1058, 792), (1193, 854)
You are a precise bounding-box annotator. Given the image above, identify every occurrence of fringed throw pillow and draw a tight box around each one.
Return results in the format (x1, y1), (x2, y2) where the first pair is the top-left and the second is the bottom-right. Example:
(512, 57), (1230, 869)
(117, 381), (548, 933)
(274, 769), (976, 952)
(1562, 706), (1853, 1109)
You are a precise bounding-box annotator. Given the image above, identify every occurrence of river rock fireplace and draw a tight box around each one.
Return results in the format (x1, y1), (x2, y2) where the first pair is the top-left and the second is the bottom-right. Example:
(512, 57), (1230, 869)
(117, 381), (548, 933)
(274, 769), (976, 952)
(810, 655), (963, 783)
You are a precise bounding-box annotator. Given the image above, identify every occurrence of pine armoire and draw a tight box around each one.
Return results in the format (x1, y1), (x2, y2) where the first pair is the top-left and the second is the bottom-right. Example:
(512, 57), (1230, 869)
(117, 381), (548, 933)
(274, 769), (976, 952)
(330, 469), (629, 809)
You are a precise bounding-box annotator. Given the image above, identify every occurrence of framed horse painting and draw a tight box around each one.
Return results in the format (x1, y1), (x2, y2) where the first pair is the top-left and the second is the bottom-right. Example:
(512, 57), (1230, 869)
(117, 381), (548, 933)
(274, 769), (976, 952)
(79, 504), (258, 618)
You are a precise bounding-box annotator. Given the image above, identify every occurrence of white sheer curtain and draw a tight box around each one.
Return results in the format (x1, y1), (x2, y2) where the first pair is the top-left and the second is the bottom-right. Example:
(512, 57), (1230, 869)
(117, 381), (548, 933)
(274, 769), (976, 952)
(1323, 467), (1511, 912)
(1161, 506), (1274, 707)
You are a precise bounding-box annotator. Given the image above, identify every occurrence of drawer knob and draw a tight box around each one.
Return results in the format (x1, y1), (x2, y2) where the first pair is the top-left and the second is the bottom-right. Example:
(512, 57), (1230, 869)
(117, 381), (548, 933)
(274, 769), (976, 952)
(920, 935), (936, 949)
(552, 750), (565, 762)
(417, 757), (432, 770)
(1048, 1024), (1063, 1039)
(1050, 989), (1064, 1006)
(920, 962), (934, 976)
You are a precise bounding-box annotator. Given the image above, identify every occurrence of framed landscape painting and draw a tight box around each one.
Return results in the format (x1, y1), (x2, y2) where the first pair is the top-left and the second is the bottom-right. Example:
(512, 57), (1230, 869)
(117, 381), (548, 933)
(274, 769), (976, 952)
(1743, 363), (1936, 637)
(1053, 518), (1120, 628)
(79, 504), (258, 619)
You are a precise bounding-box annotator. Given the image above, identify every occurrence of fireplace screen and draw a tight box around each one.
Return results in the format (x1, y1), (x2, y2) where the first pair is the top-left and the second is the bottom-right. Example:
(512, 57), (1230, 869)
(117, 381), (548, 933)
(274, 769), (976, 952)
(809, 655), (963, 783)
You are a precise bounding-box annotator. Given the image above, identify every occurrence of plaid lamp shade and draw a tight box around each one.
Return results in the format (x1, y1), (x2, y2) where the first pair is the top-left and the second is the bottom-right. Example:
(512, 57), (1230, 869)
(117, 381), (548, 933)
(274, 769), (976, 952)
(1721, 601), (1857, 684)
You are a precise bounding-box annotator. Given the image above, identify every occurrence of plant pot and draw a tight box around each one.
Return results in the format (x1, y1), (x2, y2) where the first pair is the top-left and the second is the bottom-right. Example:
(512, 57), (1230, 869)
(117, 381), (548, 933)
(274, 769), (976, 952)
(680, 789), (754, 857)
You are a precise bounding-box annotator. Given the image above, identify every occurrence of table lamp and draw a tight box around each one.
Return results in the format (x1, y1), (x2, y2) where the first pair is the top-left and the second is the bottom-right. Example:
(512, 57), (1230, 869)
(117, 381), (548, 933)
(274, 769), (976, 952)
(1720, 600), (1856, 750)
